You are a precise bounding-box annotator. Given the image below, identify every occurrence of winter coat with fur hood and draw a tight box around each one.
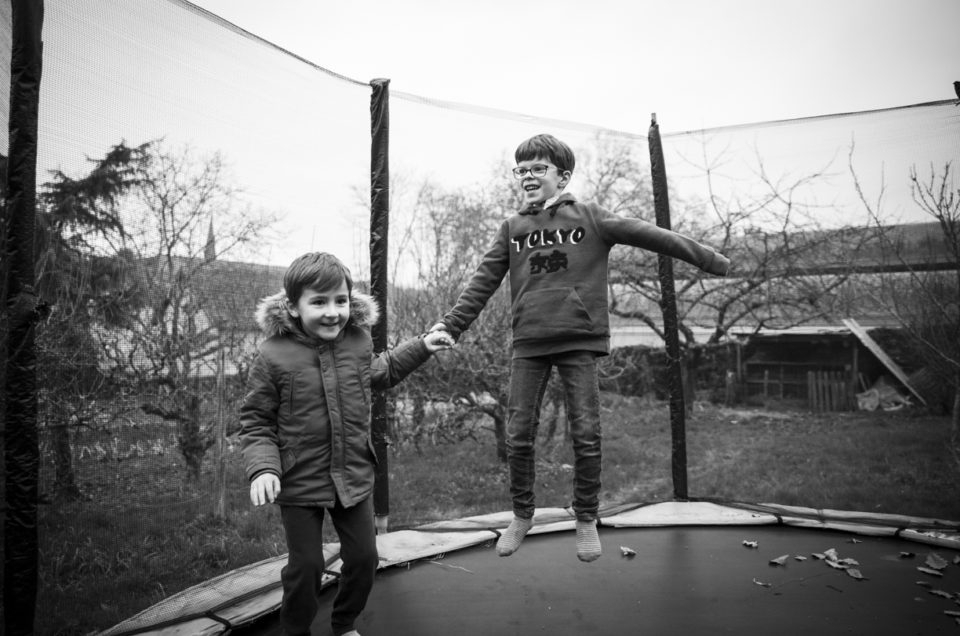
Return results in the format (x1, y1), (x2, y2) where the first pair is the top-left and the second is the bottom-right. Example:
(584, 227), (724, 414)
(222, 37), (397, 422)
(240, 291), (431, 508)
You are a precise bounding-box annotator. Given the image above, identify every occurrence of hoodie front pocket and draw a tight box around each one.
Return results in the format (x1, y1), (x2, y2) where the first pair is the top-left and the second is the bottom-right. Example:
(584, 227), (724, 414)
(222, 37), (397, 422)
(513, 287), (594, 340)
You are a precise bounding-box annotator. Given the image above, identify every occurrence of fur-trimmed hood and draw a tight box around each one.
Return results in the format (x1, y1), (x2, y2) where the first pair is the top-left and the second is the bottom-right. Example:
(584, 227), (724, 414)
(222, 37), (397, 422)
(240, 288), (432, 508)
(254, 290), (380, 345)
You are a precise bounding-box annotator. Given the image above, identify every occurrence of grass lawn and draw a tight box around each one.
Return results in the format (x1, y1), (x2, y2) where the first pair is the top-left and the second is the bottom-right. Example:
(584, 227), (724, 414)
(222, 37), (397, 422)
(31, 396), (960, 635)
(387, 395), (960, 527)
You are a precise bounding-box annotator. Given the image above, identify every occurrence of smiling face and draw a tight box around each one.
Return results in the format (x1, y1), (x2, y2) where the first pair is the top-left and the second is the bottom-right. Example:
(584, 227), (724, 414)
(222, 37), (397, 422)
(289, 280), (351, 341)
(516, 157), (570, 207)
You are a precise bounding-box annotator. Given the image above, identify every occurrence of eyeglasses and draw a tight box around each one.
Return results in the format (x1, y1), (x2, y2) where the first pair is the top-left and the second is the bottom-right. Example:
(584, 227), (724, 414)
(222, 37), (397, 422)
(512, 164), (555, 179)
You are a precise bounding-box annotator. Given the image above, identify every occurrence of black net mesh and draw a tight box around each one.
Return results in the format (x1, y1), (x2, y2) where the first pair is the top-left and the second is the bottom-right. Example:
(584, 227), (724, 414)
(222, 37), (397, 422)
(1, 1), (958, 633)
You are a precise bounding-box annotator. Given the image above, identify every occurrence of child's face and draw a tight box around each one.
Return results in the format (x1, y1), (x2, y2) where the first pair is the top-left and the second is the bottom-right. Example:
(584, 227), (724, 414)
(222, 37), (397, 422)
(515, 156), (569, 207)
(289, 280), (351, 341)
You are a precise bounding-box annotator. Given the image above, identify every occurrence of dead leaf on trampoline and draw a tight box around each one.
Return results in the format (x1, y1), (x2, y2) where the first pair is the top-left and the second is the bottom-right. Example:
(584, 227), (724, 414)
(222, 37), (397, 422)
(752, 577), (772, 587)
(794, 555), (807, 561)
(823, 548), (840, 561)
(845, 568), (866, 580)
(925, 552), (949, 571)
(929, 589), (954, 600)
(769, 554), (790, 566)
(917, 566), (944, 577)
(742, 540), (758, 549)
(945, 609), (960, 617)
(916, 580), (933, 588)
(812, 552), (826, 560)
(848, 538), (862, 543)
(826, 560), (848, 570)
(619, 546), (636, 558)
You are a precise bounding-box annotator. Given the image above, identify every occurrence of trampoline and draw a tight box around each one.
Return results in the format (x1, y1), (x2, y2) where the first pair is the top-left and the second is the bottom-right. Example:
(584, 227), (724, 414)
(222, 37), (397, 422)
(100, 501), (960, 636)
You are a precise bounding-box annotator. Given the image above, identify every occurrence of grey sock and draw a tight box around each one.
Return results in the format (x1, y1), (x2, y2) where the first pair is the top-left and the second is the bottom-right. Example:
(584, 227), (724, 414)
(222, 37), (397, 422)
(496, 516), (534, 556)
(576, 519), (602, 562)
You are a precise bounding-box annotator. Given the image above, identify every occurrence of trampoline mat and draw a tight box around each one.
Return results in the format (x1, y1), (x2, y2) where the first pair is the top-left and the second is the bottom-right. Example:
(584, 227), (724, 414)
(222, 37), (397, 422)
(242, 524), (960, 635)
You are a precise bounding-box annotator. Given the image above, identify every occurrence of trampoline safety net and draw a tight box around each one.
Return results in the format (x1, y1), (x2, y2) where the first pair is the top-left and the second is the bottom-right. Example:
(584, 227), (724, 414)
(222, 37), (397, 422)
(1, 1), (958, 634)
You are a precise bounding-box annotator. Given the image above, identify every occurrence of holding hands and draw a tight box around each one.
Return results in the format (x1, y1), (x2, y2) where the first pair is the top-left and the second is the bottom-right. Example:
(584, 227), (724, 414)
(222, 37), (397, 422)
(423, 328), (455, 353)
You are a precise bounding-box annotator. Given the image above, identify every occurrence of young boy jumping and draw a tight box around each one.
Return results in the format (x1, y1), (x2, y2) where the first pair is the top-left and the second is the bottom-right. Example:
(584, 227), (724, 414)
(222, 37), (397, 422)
(240, 252), (452, 636)
(431, 133), (729, 562)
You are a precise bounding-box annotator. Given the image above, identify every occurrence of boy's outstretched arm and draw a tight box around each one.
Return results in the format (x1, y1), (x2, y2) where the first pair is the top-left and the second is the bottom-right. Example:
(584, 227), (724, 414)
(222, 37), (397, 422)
(369, 330), (453, 390)
(435, 222), (511, 338)
(596, 206), (730, 276)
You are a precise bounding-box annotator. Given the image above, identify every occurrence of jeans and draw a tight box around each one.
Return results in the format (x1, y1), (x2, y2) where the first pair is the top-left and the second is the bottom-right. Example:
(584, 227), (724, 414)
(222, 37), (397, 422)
(507, 350), (602, 522)
(279, 496), (378, 636)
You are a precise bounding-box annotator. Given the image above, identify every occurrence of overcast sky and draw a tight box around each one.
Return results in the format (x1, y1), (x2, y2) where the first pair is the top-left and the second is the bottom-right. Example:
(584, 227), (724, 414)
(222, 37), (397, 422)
(28, 1), (959, 272)
(186, 0), (959, 134)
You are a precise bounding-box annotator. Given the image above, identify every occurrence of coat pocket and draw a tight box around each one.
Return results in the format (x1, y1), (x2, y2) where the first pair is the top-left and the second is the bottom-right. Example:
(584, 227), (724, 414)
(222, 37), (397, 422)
(280, 448), (297, 476)
(513, 287), (594, 340)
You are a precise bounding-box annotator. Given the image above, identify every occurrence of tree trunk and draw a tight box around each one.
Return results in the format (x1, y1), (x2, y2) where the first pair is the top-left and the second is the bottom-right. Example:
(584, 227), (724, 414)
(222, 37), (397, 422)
(492, 412), (507, 463)
(175, 390), (206, 484)
(50, 420), (81, 501)
(951, 371), (960, 469)
(411, 395), (425, 453)
(542, 403), (558, 444)
(682, 357), (695, 415)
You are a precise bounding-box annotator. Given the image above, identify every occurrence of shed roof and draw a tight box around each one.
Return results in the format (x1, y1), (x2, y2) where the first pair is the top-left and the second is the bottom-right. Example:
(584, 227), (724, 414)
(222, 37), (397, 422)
(842, 318), (925, 405)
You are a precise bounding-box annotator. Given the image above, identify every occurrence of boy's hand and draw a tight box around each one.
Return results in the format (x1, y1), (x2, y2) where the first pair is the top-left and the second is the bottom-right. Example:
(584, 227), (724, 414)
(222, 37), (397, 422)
(708, 252), (731, 277)
(428, 322), (458, 342)
(250, 472), (280, 506)
(423, 330), (455, 352)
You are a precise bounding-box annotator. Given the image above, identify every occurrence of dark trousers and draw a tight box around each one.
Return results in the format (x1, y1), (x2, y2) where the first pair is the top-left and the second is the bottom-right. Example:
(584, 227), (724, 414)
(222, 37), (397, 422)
(507, 350), (602, 522)
(279, 496), (378, 636)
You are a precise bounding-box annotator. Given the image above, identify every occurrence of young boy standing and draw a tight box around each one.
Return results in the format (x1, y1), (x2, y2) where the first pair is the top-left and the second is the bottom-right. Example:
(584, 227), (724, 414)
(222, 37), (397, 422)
(240, 252), (451, 636)
(431, 134), (729, 562)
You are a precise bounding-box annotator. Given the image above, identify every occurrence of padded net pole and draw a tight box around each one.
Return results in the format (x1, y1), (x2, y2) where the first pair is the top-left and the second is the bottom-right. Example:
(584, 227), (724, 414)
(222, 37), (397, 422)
(648, 113), (688, 500)
(369, 78), (390, 532)
(2, 1), (44, 633)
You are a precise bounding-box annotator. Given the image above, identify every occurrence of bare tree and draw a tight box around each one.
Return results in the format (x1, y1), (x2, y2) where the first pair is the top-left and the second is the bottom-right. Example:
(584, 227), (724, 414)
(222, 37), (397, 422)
(575, 134), (875, 405)
(591, 135), (868, 343)
(384, 175), (516, 460)
(377, 132), (876, 445)
(853, 159), (959, 452)
(96, 143), (277, 481)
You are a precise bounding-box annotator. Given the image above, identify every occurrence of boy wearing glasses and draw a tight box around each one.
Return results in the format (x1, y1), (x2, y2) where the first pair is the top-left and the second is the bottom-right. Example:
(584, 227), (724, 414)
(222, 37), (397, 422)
(431, 133), (729, 562)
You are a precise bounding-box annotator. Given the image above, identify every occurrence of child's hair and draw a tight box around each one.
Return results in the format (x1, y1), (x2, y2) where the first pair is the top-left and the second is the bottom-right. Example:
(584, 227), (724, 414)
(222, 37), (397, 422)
(515, 133), (575, 174)
(283, 252), (353, 303)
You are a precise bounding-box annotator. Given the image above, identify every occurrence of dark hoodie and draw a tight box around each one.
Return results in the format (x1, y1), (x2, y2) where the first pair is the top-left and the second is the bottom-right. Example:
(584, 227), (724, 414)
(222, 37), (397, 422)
(439, 193), (730, 358)
(239, 291), (431, 508)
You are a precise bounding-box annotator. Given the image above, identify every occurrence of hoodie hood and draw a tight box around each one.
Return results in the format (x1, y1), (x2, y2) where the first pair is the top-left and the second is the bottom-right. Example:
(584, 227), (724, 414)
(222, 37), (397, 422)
(255, 290), (380, 345)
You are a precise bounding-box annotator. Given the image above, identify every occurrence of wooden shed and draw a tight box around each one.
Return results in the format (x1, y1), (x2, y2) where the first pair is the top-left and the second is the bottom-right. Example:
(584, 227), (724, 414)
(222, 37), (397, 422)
(734, 319), (924, 411)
